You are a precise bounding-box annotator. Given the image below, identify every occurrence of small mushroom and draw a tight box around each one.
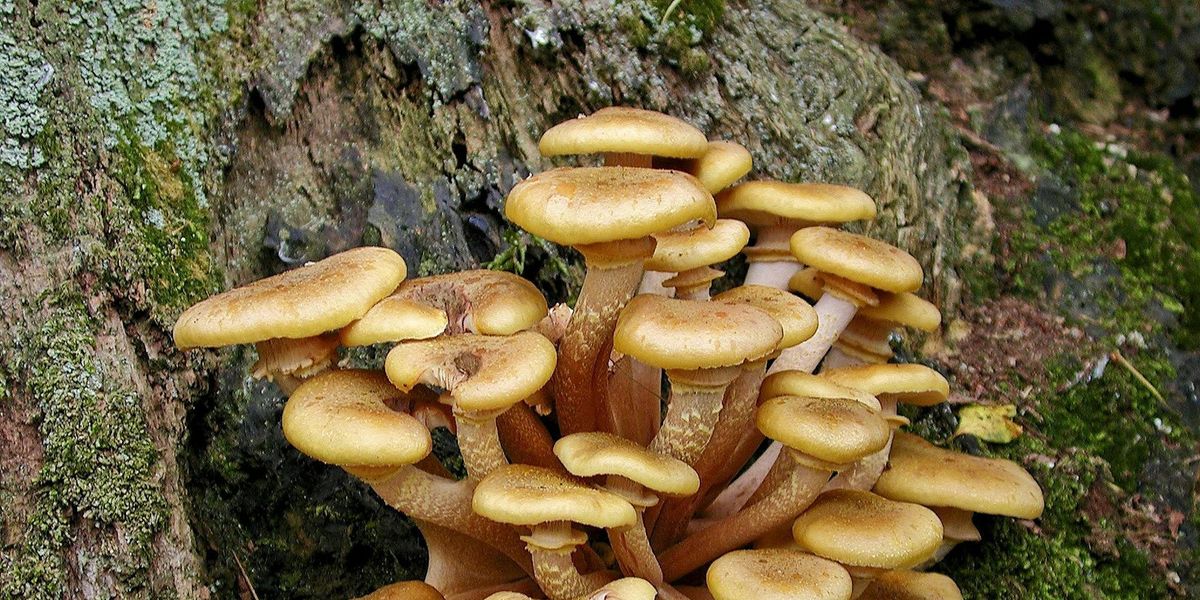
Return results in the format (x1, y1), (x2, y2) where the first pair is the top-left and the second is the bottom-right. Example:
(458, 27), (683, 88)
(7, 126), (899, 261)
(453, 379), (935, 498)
(539, 107), (708, 168)
(355, 581), (445, 600)
(707, 549), (852, 600)
(824, 292), (941, 368)
(857, 570), (963, 600)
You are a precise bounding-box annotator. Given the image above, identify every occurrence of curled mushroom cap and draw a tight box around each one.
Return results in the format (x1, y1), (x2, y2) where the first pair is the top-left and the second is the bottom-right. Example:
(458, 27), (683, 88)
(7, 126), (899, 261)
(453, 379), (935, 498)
(645, 219), (750, 273)
(473, 464), (637, 529)
(340, 297), (448, 347)
(174, 246), (406, 348)
(707, 549), (853, 600)
(858, 570), (963, 600)
(858, 292), (942, 332)
(614, 295), (782, 370)
(758, 371), (881, 410)
(385, 331), (557, 413)
(661, 140), (754, 193)
(717, 182), (877, 227)
(757, 395), (890, 468)
(281, 369), (431, 469)
(554, 432), (700, 497)
(790, 227), (923, 294)
(874, 432), (1045, 519)
(356, 581), (445, 600)
(791, 490), (944, 570)
(391, 270), (549, 336)
(505, 167), (716, 247)
(538, 107), (708, 159)
(713, 285), (819, 350)
(820, 364), (949, 407)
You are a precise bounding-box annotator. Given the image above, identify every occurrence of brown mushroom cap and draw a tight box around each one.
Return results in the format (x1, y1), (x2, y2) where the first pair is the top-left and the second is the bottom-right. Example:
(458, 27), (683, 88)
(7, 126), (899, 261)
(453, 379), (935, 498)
(820, 364), (950, 407)
(758, 371), (881, 410)
(645, 219), (750, 272)
(340, 297), (448, 346)
(757, 396), (890, 468)
(717, 182), (876, 227)
(385, 331), (557, 413)
(790, 227), (923, 294)
(174, 247), (406, 348)
(661, 140), (754, 194)
(505, 167), (716, 247)
(387, 269), (549, 336)
(707, 549), (853, 600)
(858, 292), (941, 331)
(874, 432), (1045, 519)
(791, 490), (944, 570)
(357, 581), (445, 600)
(614, 295), (783, 370)
(858, 570), (963, 600)
(282, 369), (431, 468)
(788, 267), (825, 300)
(554, 432), (700, 497)
(473, 464), (637, 529)
(538, 107), (708, 159)
(713, 285), (819, 350)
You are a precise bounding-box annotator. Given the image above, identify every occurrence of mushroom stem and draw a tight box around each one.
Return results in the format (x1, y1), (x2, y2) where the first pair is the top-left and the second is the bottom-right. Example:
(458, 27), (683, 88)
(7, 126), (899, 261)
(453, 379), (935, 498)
(701, 443), (780, 519)
(639, 270), (675, 296)
(251, 334), (340, 381)
(555, 240), (653, 436)
(605, 152), (654, 168)
(658, 450), (829, 582)
(497, 402), (563, 473)
(604, 476), (664, 584)
(821, 345), (868, 369)
(768, 293), (859, 374)
(743, 226), (801, 288)
(455, 408), (508, 480)
(524, 521), (609, 600)
(415, 519), (527, 596)
(652, 366), (741, 465)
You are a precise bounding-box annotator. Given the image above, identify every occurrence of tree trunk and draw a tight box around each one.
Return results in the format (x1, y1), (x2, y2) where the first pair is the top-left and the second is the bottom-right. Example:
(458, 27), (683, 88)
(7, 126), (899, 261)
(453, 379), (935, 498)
(0, 0), (977, 597)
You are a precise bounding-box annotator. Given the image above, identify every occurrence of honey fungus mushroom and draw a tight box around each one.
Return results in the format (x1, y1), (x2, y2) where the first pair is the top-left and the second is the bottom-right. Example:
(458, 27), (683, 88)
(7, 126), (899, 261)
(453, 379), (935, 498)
(539, 106), (709, 168)
(707, 549), (852, 600)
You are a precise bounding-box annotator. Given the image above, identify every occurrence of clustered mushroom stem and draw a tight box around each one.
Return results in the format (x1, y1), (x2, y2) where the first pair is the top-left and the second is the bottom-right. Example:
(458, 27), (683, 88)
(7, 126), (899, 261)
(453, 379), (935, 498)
(820, 345), (869, 369)
(414, 519), (527, 596)
(625, 359), (664, 445)
(605, 475), (664, 584)
(455, 409), (509, 481)
(496, 403), (563, 473)
(638, 270), (675, 296)
(658, 450), (830, 582)
(604, 152), (654, 168)
(701, 442), (781, 519)
(743, 226), (802, 288)
(526, 522), (599, 600)
(768, 292), (860, 375)
(651, 370), (738, 466)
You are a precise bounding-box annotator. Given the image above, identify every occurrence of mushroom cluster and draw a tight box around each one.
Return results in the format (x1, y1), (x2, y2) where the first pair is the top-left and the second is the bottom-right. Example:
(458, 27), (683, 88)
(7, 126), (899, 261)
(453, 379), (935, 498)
(174, 107), (1044, 600)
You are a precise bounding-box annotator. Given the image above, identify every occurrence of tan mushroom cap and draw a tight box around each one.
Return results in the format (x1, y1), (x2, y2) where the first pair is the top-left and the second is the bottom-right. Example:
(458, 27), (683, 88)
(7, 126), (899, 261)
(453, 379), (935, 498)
(614, 295), (783, 370)
(282, 370), (431, 468)
(717, 182), (876, 227)
(707, 549), (853, 600)
(645, 219), (750, 272)
(874, 432), (1045, 519)
(340, 297), (447, 346)
(788, 267), (825, 300)
(357, 581), (445, 600)
(858, 292), (941, 331)
(663, 266), (725, 292)
(791, 490), (944, 570)
(820, 364), (949, 407)
(174, 247), (406, 348)
(759, 371), (881, 411)
(388, 270), (549, 336)
(757, 396), (890, 467)
(661, 140), (754, 193)
(591, 578), (658, 600)
(385, 331), (557, 412)
(554, 432), (700, 497)
(473, 464), (637, 529)
(714, 285), (819, 350)
(538, 107), (708, 159)
(506, 167), (716, 247)
(790, 227), (923, 294)
(858, 570), (963, 600)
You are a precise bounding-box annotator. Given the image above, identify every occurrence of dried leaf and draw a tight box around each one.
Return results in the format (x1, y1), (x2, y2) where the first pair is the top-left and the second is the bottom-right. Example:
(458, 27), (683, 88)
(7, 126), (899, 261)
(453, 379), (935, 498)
(954, 403), (1023, 443)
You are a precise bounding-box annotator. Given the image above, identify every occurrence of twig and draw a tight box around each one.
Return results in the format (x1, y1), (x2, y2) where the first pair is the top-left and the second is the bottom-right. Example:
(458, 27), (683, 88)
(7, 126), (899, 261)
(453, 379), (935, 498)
(233, 551), (260, 600)
(1110, 351), (1166, 407)
(659, 0), (684, 27)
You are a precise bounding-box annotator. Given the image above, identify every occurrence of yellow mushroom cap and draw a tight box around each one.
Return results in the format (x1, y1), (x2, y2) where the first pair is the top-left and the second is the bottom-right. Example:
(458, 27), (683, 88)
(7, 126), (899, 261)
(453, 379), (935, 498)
(874, 432), (1045, 519)
(554, 432), (700, 496)
(820, 364), (949, 407)
(788, 267), (825, 300)
(340, 297), (448, 347)
(388, 270), (549, 336)
(661, 140), (754, 193)
(858, 570), (963, 600)
(717, 182), (876, 227)
(505, 167), (716, 247)
(538, 107), (708, 159)
(472, 464), (637, 529)
(645, 219), (750, 272)
(757, 396), (890, 467)
(707, 549), (853, 600)
(384, 332), (557, 413)
(357, 581), (445, 600)
(663, 266), (725, 292)
(791, 490), (944, 569)
(713, 285), (819, 350)
(858, 292), (941, 331)
(590, 578), (658, 600)
(614, 295), (783, 370)
(174, 247), (406, 348)
(790, 227), (923, 294)
(759, 371), (881, 410)
(281, 370), (431, 468)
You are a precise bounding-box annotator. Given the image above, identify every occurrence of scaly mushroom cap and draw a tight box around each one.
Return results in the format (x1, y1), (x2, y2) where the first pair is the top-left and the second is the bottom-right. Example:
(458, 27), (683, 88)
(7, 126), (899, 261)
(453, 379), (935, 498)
(554, 432), (700, 497)
(473, 465), (637, 529)
(788, 267), (825, 300)
(759, 371), (881, 410)
(645, 219), (750, 272)
(790, 227), (923, 294)
(174, 247), (406, 348)
(387, 270), (549, 336)
(357, 581), (445, 600)
(707, 549), (853, 600)
(791, 490), (944, 570)
(820, 364), (949, 407)
(340, 297), (448, 347)
(614, 295), (783, 370)
(874, 432), (1045, 519)
(858, 292), (941, 331)
(858, 570), (963, 600)
(717, 182), (876, 227)
(757, 396), (890, 468)
(282, 370), (431, 468)
(385, 332), (557, 413)
(505, 167), (716, 247)
(713, 285), (819, 350)
(538, 107), (708, 159)
(661, 140), (754, 193)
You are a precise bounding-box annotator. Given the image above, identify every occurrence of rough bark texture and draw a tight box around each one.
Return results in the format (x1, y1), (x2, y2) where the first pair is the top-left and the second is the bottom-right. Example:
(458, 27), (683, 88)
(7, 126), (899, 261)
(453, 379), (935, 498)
(2, 0), (980, 597)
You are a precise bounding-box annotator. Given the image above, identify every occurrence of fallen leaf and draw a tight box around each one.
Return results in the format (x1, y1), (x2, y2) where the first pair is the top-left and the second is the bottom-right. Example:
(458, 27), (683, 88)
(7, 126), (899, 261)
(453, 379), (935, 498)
(954, 403), (1023, 443)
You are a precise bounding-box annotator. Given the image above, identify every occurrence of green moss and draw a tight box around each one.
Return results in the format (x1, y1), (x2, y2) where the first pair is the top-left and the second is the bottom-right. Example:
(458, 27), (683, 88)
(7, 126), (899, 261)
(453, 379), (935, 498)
(614, 0), (724, 77)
